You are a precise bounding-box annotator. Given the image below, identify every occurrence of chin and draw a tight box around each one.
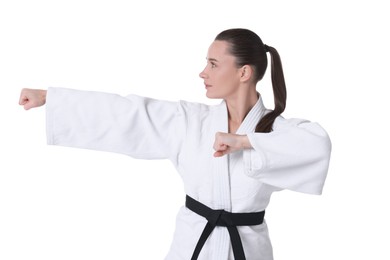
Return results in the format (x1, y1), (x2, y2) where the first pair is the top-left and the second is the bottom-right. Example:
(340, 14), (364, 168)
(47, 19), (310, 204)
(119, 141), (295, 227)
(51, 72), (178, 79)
(206, 91), (222, 99)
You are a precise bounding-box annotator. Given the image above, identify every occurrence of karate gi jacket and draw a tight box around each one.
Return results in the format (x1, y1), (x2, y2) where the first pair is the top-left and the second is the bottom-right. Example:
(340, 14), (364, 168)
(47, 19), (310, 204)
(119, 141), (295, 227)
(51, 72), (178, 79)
(46, 87), (332, 260)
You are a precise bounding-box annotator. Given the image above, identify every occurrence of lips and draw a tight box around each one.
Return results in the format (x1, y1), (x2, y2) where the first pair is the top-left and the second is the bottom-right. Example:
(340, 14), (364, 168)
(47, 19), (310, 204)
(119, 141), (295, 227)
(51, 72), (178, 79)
(204, 83), (212, 89)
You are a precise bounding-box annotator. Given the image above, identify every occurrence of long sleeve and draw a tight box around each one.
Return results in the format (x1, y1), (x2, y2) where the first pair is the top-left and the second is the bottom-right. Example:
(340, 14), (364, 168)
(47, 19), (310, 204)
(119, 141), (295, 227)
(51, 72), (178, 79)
(46, 87), (187, 164)
(243, 117), (332, 195)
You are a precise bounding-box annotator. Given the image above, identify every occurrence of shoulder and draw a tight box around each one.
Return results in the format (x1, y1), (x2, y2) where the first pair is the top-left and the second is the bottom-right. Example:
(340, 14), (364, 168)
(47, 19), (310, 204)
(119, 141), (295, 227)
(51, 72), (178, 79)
(273, 116), (310, 128)
(273, 116), (330, 138)
(179, 99), (224, 115)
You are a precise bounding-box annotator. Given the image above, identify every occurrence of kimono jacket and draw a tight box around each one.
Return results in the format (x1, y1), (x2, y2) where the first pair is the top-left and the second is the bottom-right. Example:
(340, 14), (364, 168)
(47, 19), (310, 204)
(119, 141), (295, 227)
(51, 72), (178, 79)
(45, 87), (332, 260)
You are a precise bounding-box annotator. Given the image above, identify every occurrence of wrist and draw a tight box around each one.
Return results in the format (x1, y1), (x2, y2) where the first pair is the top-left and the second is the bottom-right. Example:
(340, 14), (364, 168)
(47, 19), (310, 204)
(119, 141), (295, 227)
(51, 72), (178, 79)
(239, 135), (252, 149)
(40, 89), (47, 104)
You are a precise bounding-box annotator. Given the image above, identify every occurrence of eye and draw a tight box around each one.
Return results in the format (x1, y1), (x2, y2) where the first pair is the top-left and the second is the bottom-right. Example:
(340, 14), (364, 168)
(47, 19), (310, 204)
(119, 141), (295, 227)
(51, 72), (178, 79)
(210, 62), (217, 68)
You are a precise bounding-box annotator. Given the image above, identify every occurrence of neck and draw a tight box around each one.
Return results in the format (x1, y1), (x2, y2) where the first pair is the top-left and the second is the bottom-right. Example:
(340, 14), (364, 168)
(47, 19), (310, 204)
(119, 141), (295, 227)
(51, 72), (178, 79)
(225, 87), (258, 129)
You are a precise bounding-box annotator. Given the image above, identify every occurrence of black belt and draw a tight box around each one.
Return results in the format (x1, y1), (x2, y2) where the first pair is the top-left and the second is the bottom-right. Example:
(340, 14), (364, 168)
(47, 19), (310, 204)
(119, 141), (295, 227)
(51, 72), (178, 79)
(185, 195), (265, 260)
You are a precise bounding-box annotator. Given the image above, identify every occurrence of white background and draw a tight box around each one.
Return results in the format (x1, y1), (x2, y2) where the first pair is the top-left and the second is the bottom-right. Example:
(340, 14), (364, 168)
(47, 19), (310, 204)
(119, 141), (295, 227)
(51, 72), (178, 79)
(1, 0), (389, 259)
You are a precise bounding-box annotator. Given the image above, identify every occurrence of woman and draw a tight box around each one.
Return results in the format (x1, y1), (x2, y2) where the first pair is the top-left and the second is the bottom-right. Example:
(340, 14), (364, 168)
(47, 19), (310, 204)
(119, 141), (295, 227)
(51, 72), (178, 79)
(19, 28), (332, 260)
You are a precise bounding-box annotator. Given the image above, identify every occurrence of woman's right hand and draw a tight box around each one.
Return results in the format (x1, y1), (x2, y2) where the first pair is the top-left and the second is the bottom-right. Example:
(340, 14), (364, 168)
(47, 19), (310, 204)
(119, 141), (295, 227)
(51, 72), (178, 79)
(19, 88), (47, 110)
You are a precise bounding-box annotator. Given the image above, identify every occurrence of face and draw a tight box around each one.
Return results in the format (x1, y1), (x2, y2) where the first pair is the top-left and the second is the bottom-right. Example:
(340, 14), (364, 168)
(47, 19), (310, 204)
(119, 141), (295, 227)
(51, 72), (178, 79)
(199, 40), (242, 99)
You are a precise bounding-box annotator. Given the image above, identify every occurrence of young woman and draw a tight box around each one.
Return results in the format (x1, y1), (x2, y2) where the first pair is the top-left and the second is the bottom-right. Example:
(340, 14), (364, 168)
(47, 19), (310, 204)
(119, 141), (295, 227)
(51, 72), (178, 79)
(19, 28), (332, 260)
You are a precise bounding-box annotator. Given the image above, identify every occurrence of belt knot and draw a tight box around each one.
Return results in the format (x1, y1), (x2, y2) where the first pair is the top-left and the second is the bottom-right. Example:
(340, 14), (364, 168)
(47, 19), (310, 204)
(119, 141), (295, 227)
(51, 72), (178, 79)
(206, 209), (224, 226)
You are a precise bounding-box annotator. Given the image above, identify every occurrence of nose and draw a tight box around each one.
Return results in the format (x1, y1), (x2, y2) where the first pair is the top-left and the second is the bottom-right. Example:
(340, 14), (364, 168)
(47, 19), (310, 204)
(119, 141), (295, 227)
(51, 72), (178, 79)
(199, 67), (207, 79)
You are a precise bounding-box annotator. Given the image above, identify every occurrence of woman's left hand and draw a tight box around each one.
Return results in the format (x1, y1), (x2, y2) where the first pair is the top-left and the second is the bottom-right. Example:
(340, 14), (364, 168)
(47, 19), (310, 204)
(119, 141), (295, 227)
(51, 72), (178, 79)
(213, 132), (252, 157)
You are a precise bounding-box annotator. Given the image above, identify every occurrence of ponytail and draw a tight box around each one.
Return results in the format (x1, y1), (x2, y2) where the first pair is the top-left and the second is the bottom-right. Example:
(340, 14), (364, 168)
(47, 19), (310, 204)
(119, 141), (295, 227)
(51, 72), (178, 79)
(255, 45), (287, 133)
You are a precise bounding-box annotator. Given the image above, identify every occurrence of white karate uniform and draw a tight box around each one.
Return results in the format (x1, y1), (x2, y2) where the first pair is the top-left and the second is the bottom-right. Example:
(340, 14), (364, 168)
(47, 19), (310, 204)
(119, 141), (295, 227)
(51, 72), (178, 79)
(46, 87), (331, 260)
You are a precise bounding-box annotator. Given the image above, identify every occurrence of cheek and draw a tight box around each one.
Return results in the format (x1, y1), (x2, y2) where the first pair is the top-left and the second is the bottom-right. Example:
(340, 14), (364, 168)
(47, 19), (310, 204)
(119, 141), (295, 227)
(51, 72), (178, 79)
(216, 68), (237, 81)
(220, 69), (239, 86)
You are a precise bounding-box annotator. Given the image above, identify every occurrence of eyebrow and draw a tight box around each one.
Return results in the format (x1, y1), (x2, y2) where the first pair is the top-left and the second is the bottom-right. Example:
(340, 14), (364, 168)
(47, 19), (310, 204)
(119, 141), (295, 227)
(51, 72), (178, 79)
(206, 57), (219, 62)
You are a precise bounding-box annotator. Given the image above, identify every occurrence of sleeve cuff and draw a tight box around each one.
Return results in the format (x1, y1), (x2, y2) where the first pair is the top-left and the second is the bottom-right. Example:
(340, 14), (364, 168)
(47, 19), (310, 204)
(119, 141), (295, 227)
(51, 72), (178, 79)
(243, 133), (267, 178)
(45, 87), (55, 145)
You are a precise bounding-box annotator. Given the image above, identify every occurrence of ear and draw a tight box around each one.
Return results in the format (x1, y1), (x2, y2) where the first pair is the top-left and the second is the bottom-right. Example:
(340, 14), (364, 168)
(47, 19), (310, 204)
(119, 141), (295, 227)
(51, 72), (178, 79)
(239, 65), (254, 83)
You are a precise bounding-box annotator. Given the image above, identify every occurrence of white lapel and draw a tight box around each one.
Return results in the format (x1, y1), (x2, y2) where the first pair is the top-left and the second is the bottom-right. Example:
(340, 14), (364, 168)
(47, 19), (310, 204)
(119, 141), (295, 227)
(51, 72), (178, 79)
(211, 100), (231, 210)
(236, 95), (266, 135)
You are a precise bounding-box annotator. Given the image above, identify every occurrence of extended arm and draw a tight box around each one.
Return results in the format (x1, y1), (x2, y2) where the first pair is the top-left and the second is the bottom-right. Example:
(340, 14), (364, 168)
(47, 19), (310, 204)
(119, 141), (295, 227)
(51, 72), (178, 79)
(20, 87), (187, 164)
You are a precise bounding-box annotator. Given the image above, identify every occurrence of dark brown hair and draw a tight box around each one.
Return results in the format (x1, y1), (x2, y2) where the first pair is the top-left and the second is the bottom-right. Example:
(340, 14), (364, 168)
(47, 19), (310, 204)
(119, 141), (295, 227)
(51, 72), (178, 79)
(215, 28), (287, 133)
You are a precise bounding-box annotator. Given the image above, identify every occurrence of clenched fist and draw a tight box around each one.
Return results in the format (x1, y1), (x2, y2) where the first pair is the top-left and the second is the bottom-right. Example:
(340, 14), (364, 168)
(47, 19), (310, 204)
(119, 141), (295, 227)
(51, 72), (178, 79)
(19, 88), (47, 110)
(213, 132), (252, 157)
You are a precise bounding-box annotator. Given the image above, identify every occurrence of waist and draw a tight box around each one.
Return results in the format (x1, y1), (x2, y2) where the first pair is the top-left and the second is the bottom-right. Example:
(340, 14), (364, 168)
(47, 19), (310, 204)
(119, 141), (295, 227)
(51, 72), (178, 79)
(185, 195), (265, 226)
